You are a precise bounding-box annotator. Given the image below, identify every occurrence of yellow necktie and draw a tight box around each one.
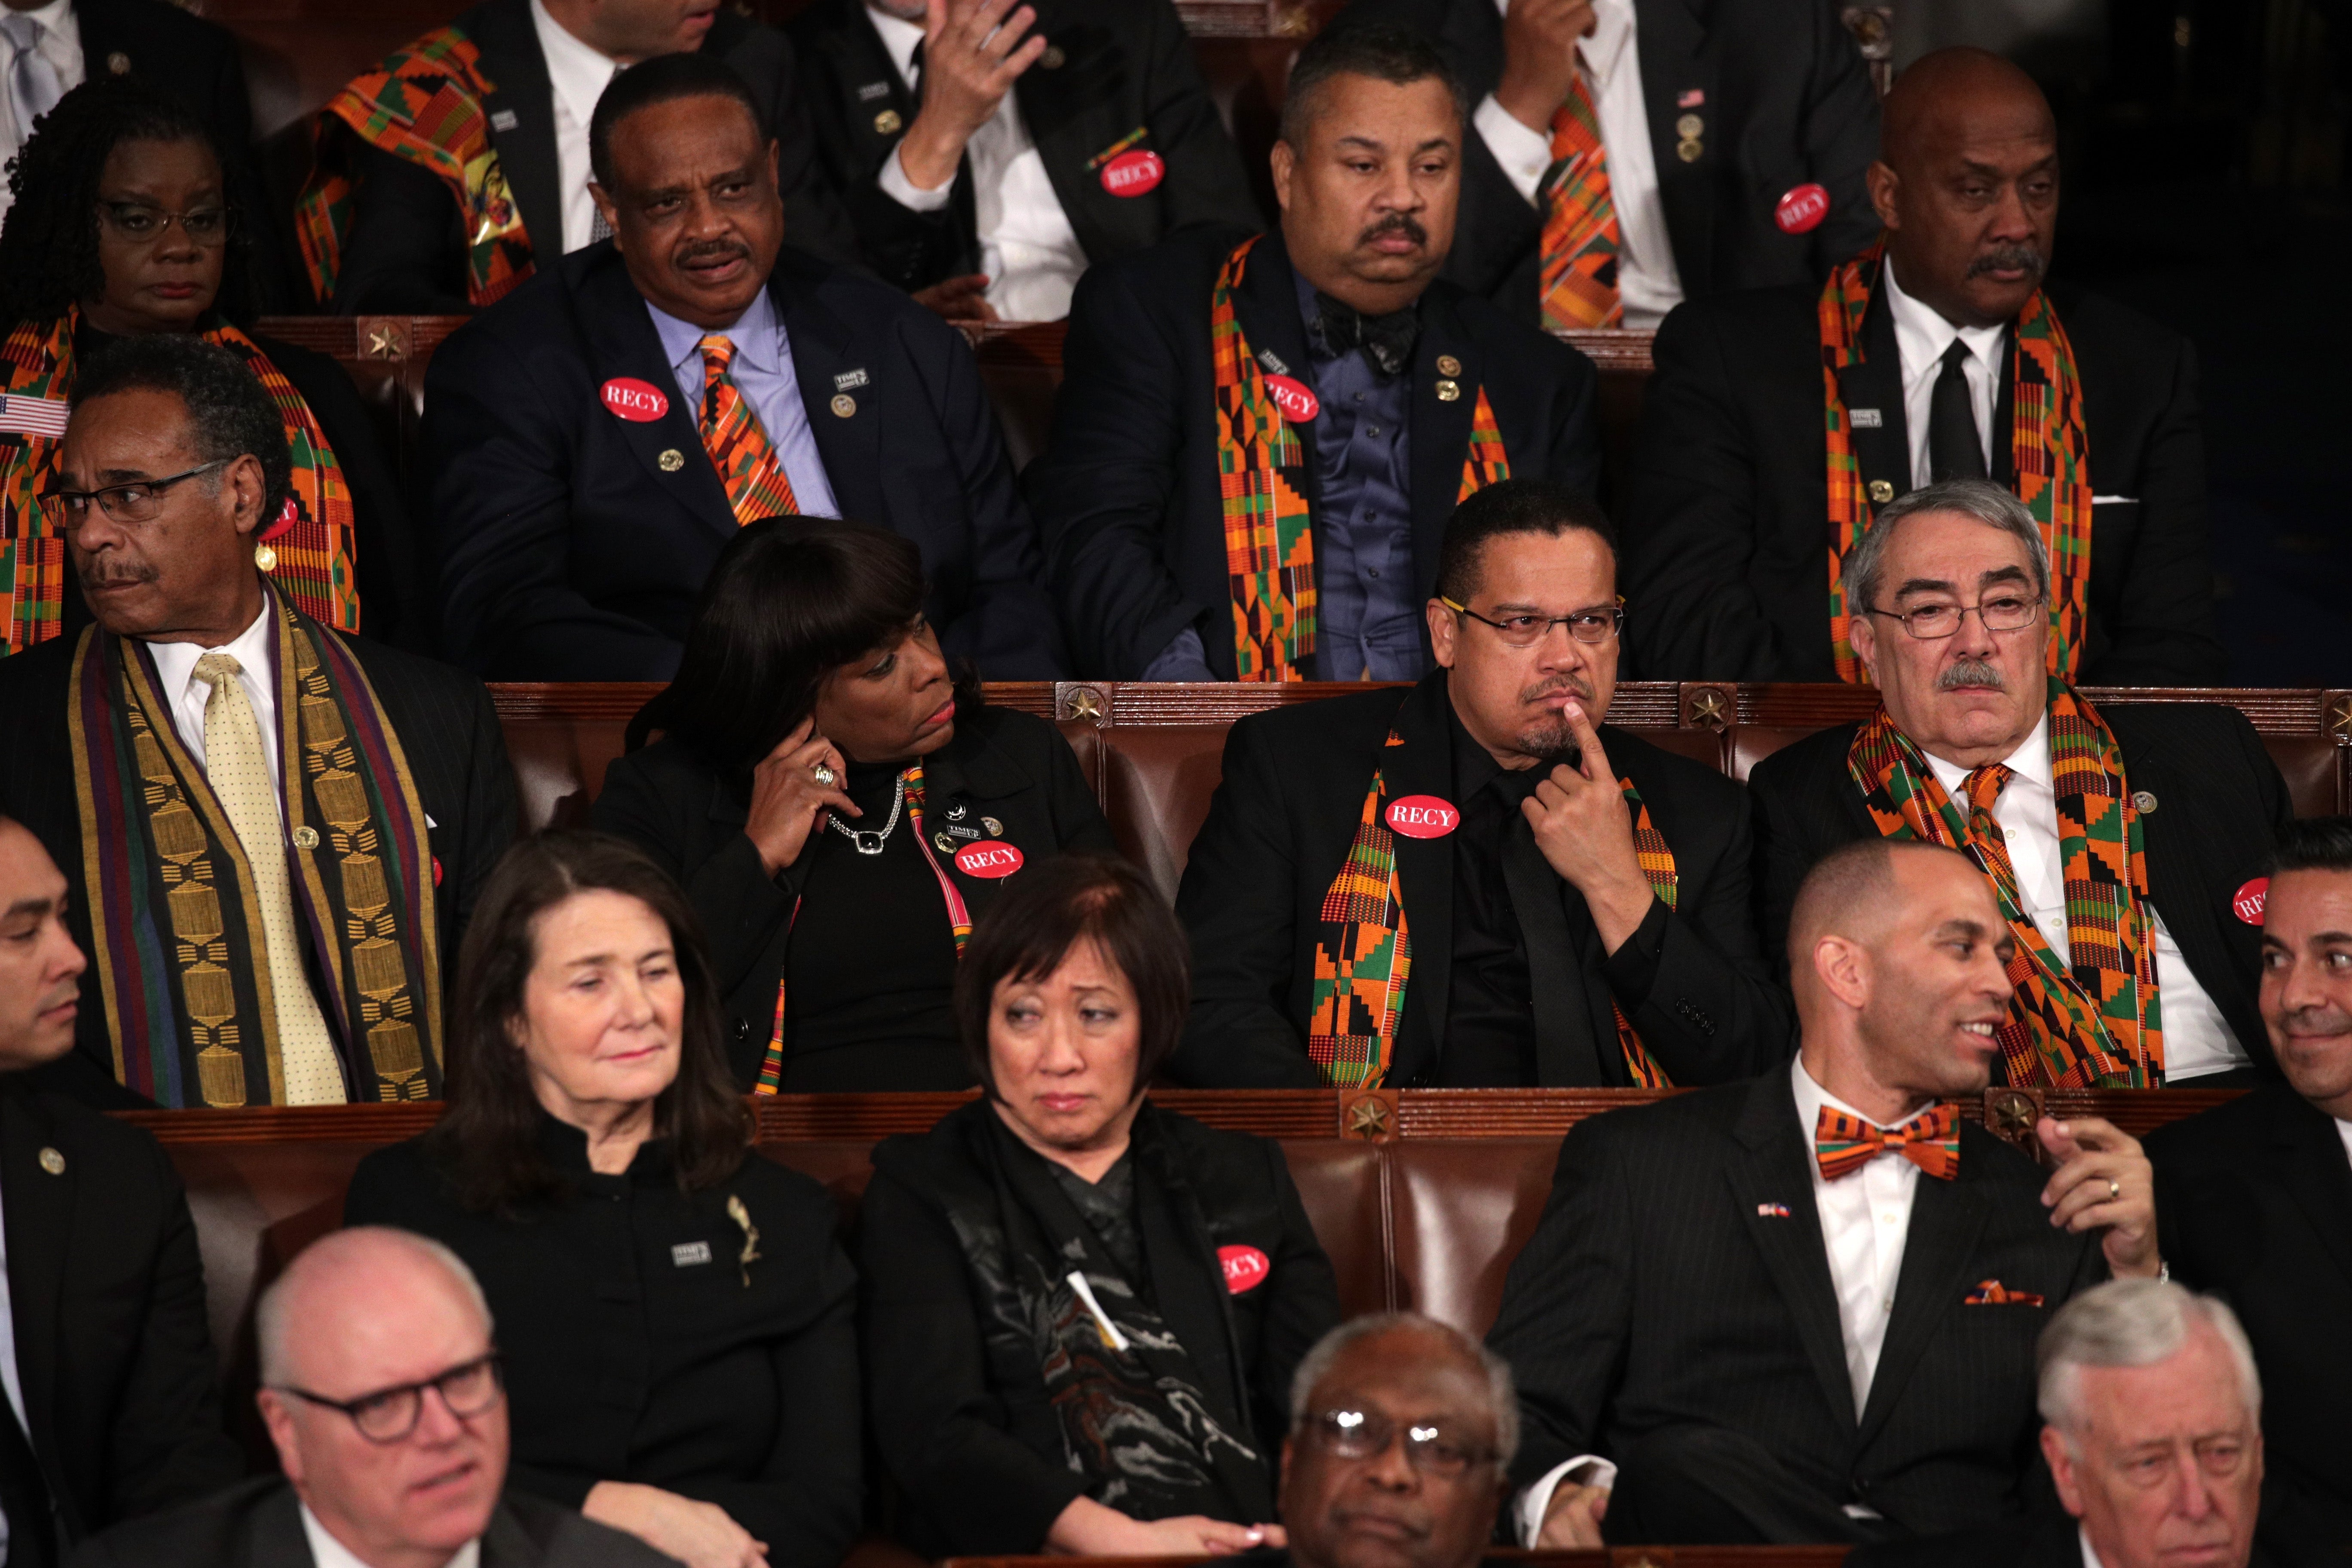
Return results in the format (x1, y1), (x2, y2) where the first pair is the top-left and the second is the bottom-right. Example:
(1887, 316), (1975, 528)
(191, 652), (347, 1105)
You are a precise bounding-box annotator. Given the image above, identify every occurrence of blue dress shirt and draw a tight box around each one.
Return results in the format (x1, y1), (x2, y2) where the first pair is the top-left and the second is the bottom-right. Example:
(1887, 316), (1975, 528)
(646, 289), (840, 519)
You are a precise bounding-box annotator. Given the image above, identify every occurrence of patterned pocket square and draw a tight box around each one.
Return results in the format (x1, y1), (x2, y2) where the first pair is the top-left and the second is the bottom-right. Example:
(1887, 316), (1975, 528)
(1963, 1279), (2046, 1307)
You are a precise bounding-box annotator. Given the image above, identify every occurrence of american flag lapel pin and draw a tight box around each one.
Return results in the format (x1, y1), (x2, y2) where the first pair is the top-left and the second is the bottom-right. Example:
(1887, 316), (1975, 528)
(1757, 1202), (1792, 1218)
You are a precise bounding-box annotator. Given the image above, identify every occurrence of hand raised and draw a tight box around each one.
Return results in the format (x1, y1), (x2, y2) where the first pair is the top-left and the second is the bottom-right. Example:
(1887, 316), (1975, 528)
(895, 0), (1048, 190)
(2037, 1115), (2160, 1278)
(744, 717), (856, 877)
(1495, 0), (1599, 133)
(1520, 699), (1655, 952)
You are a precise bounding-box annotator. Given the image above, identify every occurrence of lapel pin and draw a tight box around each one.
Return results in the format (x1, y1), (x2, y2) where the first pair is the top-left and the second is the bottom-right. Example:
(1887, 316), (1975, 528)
(490, 107), (519, 133)
(1775, 182), (1831, 234)
(292, 825), (319, 850)
(833, 367), (869, 391)
(2131, 790), (2158, 813)
(1040, 43), (1066, 69)
(106, 52), (130, 75)
(726, 1194), (761, 1287)
(658, 448), (685, 472)
(671, 1240), (711, 1267)
(601, 377), (670, 422)
(2232, 878), (2268, 925)
(1435, 354), (1461, 377)
(38, 1148), (64, 1175)
(1384, 796), (1459, 838)
(1677, 138), (1704, 163)
(1675, 113), (1705, 140)
(1256, 348), (1292, 378)
(830, 393), (857, 418)
(1677, 87), (1705, 107)
(873, 108), (903, 136)
(947, 802), (968, 821)
(1849, 407), (1883, 428)
(1434, 378), (1461, 402)
(981, 816), (1004, 836)
(1756, 1201), (1790, 1218)
(856, 80), (893, 102)
(934, 832), (957, 854)
(1867, 479), (1895, 504)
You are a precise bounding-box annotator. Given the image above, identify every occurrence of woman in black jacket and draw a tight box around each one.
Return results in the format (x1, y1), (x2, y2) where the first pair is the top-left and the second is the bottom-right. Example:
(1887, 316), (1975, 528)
(593, 516), (1114, 1091)
(861, 853), (1341, 1558)
(345, 831), (861, 1568)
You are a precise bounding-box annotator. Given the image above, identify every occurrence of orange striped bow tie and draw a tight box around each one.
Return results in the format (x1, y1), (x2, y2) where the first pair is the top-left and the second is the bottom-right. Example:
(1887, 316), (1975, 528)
(1814, 1102), (1960, 1182)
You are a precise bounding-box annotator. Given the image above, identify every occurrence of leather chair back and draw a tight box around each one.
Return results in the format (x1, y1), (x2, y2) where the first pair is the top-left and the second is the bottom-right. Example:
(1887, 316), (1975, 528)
(1387, 1139), (1560, 1339)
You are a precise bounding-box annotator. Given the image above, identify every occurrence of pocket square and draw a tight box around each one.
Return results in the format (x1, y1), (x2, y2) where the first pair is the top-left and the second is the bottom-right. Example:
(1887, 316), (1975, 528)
(1963, 1279), (2045, 1307)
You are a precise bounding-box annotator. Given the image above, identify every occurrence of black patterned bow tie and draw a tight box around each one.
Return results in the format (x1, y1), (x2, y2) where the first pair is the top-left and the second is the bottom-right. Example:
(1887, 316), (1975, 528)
(1311, 291), (1420, 377)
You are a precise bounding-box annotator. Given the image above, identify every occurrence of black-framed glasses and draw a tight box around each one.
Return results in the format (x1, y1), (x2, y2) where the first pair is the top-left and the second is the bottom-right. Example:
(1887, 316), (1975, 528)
(1306, 1409), (1497, 1477)
(96, 199), (236, 247)
(276, 1353), (504, 1444)
(1441, 594), (1625, 648)
(39, 461), (227, 529)
(1862, 592), (2045, 640)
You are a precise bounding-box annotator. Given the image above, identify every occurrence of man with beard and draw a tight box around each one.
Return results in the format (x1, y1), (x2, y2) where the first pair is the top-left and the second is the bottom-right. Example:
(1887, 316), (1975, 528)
(1747, 481), (2289, 1089)
(2143, 817), (2352, 1563)
(426, 53), (1064, 679)
(1169, 478), (1785, 1089)
(1026, 24), (1602, 681)
(1620, 47), (2220, 686)
(1491, 837), (2160, 1546)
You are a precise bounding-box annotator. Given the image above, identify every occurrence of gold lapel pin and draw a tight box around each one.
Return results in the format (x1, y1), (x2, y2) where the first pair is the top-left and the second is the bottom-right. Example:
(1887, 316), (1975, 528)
(292, 825), (319, 850)
(873, 108), (902, 136)
(726, 1194), (762, 1287)
(1435, 354), (1461, 377)
(37, 1148), (64, 1175)
(658, 448), (685, 472)
(1434, 379), (1461, 402)
(1867, 479), (1895, 503)
(830, 394), (857, 418)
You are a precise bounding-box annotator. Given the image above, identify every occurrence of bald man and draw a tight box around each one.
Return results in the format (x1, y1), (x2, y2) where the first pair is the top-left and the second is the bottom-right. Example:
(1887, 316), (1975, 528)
(1488, 839), (2160, 1547)
(70, 1227), (672, 1568)
(1620, 47), (2220, 686)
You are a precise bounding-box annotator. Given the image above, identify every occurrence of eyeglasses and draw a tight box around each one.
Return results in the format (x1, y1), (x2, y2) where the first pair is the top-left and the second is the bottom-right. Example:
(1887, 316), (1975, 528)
(39, 461), (227, 528)
(1305, 1409), (1497, 1477)
(1441, 595), (1625, 648)
(96, 200), (236, 247)
(1862, 593), (2044, 640)
(276, 1353), (504, 1444)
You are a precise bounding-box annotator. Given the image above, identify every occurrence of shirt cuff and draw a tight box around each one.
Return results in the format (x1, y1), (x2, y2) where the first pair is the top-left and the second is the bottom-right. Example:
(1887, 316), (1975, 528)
(1516, 1455), (1619, 1545)
(879, 141), (955, 212)
(1141, 625), (1218, 682)
(1474, 92), (1552, 207)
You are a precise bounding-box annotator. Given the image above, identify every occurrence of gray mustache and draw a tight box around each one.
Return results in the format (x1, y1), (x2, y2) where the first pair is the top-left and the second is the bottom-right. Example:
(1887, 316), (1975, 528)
(1967, 244), (2046, 280)
(1938, 658), (2005, 690)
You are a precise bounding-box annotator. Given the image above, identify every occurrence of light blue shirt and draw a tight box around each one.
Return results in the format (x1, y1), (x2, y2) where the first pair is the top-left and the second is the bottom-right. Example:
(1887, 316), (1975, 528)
(645, 289), (839, 519)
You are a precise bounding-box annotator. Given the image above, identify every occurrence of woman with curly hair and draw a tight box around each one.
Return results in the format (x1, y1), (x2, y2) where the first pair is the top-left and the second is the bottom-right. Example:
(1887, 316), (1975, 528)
(0, 77), (416, 655)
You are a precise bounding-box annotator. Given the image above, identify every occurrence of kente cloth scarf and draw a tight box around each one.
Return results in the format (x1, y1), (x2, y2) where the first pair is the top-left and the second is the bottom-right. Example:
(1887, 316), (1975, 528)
(753, 762), (970, 1094)
(66, 592), (442, 1106)
(1814, 1101), (1960, 1182)
(0, 310), (360, 656)
(1538, 76), (1622, 330)
(697, 335), (800, 526)
(1212, 236), (1511, 680)
(1819, 240), (2092, 683)
(1307, 732), (1672, 1087)
(1845, 677), (2163, 1087)
(294, 27), (533, 308)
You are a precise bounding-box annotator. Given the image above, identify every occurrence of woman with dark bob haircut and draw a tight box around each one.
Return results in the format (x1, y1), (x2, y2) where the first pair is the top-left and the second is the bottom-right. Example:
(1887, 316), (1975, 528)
(859, 853), (1341, 1558)
(594, 516), (1114, 1091)
(345, 831), (861, 1568)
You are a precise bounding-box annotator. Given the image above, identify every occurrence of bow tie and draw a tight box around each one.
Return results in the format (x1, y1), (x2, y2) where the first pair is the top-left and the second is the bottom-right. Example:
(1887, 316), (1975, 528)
(1311, 291), (1420, 377)
(1814, 1102), (1960, 1183)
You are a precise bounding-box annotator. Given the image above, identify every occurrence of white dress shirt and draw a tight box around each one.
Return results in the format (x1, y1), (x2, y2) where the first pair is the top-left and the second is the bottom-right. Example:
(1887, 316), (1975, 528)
(144, 601), (285, 806)
(2336, 1117), (2352, 1170)
(866, 4), (1090, 321)
(1473, 0), (1682, 328)
(1882, 256), (2005, 489)
(646, 288), (841, 518)
(300, 1502), (481, 1568)
(1919, 716), (2248, 1081)
(0, 0), (83, 230)
(528, 0), (620, 255)
(2080, 1525), (2106, 1568)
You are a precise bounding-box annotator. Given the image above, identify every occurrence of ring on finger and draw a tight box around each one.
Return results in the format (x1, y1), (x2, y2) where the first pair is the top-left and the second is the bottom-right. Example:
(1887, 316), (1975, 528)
(2106, 1177), (2121, 1202)
(810, 763), (838, 789)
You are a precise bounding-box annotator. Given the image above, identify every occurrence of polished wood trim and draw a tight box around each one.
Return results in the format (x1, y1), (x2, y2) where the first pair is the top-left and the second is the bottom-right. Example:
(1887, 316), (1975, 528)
(945, 1550), (1852, 1568)
(953, 323), (1660, 377)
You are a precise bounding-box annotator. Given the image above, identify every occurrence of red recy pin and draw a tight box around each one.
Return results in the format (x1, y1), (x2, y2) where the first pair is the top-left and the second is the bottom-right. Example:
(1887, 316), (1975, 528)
(1775, 183), (1831, 234)
(955, 841), (1024, 879)
(1100, 148), (1164, 197)
(2232, 877), (2268, 925)
(601, 377), (670, 422)
(1217, 1244), (1270, 1294)
(1384, 795), (1458, 839)
(1264, 374), (1319, 424)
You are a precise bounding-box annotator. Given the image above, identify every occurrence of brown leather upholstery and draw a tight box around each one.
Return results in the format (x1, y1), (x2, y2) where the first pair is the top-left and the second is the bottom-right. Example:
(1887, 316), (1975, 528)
(1387, 1139), (1559, 1339)
(501, 710), (633, 831)
(1098, 725), (1231, 901)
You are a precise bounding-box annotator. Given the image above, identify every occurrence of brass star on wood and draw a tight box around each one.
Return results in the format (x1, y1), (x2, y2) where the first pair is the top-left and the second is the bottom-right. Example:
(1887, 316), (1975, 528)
(1344, 1096), (1391, 1140)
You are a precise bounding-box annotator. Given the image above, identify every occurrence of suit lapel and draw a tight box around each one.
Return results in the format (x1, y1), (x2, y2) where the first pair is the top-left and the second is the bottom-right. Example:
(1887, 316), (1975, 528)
(1729, 1072), (1859, 1431)
(1386, 677), (1457, 1079)
(568, 252), (737, 536)
(469, 0), (566, 265)
(1633, 0), (1715, 296)
(1855, 1123), (1991, 1449)
(0, 1093), (68, 1475)
(1836, 276), (1911, 506)
(773, 264), (878, 525)
(2270, 1090), (2352, 1295)
(1407, 292), (1475, 597)
(1231, 230), (1322, 514)
(253, 1483), (316, 1567)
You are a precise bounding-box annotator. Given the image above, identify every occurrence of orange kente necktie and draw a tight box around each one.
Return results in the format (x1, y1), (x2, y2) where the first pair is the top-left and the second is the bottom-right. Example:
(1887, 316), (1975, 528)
(1538, 74), (1622, 330)
(696, 333), (799, 526)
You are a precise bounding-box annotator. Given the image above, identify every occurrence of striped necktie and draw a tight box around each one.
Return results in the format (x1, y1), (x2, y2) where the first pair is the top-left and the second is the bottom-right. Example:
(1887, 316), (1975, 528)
(696, 334), (799, 526)
(1538, 74), (1623, 330)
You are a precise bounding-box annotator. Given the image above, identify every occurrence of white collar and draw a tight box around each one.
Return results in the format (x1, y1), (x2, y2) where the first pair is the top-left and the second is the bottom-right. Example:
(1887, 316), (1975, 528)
(864, 4), (925, 89)
(647, 285), (781, 380)
(2078, 1524), (2104, 1568)
(142, 596), (276, 706)
(528, 0), (621, 132)
(6, 0), (74, 38)
(1918, 710), (2053, 800)
(297, 1502), (482, 1568)
(1487, 0), (1632, 78)
(1883, 254), (2007, 374)
(1791, 1054), (1925, 1137)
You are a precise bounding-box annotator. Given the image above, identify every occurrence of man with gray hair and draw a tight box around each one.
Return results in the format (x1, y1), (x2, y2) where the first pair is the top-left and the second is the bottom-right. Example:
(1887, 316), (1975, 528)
(1749, 477), (2291, 1088)
(1850, 1279), (2268, 1567)
(68, 1227), (673, 1568)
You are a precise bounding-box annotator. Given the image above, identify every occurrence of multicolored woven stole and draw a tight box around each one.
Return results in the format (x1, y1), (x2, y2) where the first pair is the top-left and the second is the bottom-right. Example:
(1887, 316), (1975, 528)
(698, 335), (800, 526)
(1538, 76), (1621, 330)
(294, 27), (533, 308)
(1819, 240), (2094, 683)
(1458, 388), (1511, 500)
(66, 593), (442, 1105)
(1611, 782), (1675, 1088)
(1, 309), (360, 657)
(753, 762), (973, 1095)
(1844, 678), (2162, 1087)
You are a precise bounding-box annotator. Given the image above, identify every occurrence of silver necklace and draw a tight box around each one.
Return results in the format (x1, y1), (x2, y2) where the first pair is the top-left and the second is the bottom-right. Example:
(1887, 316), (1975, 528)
(827, 772), (905, 855)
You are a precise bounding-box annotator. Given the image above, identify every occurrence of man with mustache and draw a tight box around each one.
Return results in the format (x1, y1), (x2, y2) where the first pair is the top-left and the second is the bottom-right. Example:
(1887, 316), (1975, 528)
(1492, 836), (2159, 1546)
(1171, 478), (1785, 1090)
(426, 52), (1064, 679)
(1027, 24), (1602, 681)
(1620, 47), (2220, 686)
(1747, 479), (2290, 1089)
(2142, 816), (2352, 1563)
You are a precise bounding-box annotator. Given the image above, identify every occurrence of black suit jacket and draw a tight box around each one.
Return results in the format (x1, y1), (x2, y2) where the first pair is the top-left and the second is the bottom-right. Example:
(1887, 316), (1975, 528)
(2149, 1085), (2352, 1564)
(67, 1477), (679, 1568)
(1170, 671), (1789, 1087)
(1333, 0), (1881, 322)
(1490, 1069), (2107, 1537)
(1747, 704), (2292, 1081)
(1029, 225), (1603, 678)
(790, 0), (1259, 298)
(0, 622), (520, 1106)
(1622, 277), (2222, 683)
(426, 241), (1063, 680)
(1, 1083), (243, 1553)
(331, 0), (859, 314)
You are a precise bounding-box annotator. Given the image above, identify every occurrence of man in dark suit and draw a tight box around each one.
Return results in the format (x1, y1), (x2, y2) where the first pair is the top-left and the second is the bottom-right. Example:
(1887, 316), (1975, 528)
(1622, 48), (2219, 685)
(69, 1227), (677, 1568)
(1747, 480), (2289, 1088)
(1172, 480), (1785, 1090)
(1332, 0), (1881, 328)
(0, 335), (517, 1108)
(0, 816), (244, 1566)
(1028, 24), (1602, 682)
(428, 53), (1062, 682)
(2145, 816), (2352, 1564)
(303, 0), (858, 313)
(790, 0), (1259, 322)
(1491, 837), (2161, 1547)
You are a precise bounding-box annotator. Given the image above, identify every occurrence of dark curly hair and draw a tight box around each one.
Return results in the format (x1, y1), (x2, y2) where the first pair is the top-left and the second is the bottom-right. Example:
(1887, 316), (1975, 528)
(75, 334), (294, 530)
(0, 76), (254, 328)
